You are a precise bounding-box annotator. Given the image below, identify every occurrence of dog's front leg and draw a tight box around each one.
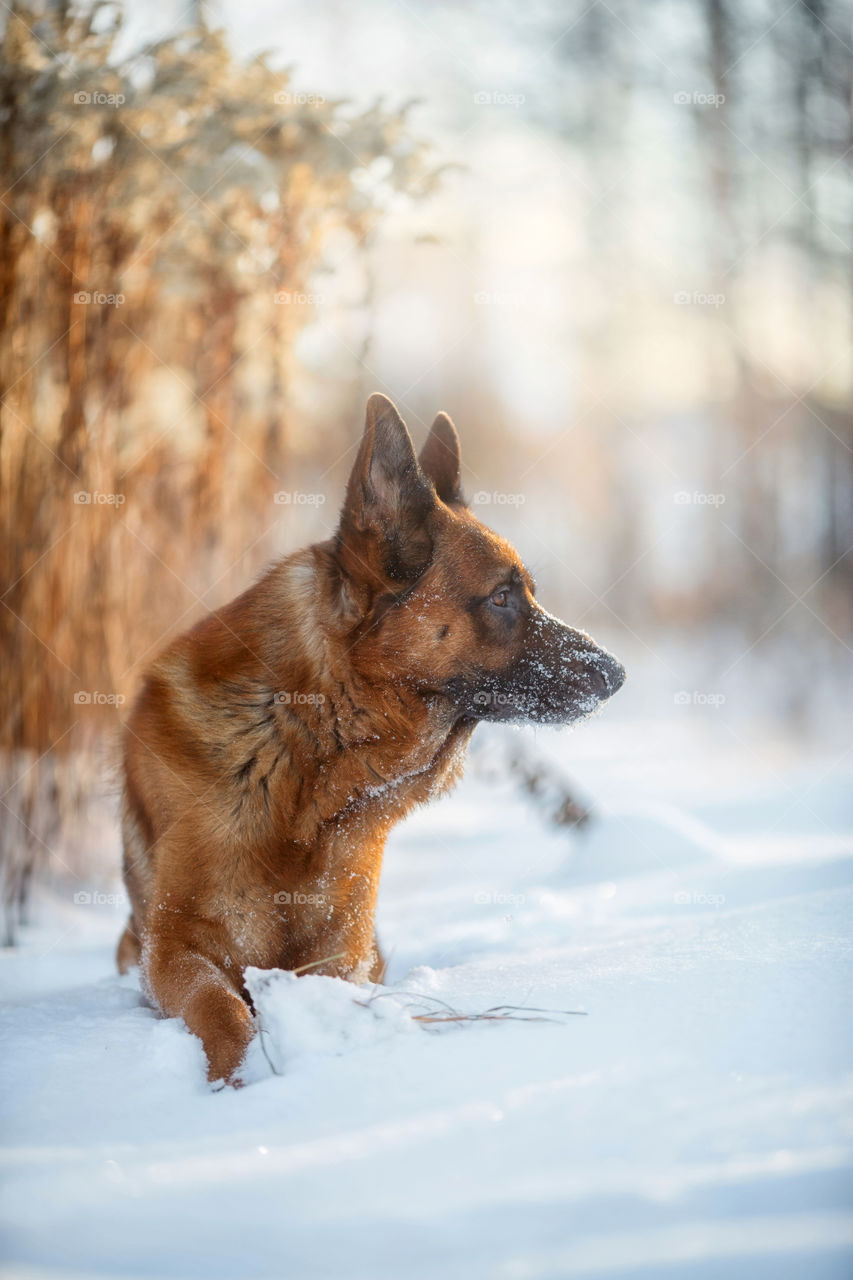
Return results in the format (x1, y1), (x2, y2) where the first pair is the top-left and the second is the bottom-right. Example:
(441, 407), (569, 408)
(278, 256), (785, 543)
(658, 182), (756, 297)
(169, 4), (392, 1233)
(143, 935), (256, 1085)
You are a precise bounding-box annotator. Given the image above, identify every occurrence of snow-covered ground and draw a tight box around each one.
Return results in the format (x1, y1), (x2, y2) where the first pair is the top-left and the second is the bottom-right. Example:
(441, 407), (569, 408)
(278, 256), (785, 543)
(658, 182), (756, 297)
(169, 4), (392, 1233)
(1, 714), (852, 1279)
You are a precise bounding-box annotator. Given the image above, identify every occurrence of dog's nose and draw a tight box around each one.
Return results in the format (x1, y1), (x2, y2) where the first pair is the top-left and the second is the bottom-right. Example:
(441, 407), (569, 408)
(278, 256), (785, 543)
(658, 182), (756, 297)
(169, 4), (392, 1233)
(593, 650), (626, 697)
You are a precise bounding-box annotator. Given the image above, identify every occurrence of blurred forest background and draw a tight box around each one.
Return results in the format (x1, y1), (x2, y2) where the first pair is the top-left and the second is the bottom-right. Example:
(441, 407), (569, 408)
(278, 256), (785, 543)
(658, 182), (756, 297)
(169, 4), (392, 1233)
(1, 0), (851, 940)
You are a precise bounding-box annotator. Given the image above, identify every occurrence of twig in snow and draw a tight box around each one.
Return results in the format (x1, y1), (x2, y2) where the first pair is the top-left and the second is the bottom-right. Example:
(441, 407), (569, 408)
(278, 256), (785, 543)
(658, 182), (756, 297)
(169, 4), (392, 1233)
(355, 989), (587, 1026)
(290, 952), (347, 975)
(472, 735), (592, 830)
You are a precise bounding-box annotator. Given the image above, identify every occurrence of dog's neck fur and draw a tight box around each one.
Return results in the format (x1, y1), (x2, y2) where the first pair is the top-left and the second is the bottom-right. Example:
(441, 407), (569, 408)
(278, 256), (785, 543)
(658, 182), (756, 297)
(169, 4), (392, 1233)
(200, 545), (469, 846)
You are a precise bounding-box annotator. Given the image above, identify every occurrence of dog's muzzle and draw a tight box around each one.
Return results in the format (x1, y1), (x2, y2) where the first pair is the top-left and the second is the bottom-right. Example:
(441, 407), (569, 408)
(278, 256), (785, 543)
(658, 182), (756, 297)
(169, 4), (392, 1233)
(447, 607), (626, 726)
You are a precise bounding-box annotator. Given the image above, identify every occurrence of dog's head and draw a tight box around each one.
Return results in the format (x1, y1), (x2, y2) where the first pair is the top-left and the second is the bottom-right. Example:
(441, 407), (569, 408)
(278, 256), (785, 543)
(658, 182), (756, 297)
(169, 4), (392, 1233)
(334, 393), (625, 726)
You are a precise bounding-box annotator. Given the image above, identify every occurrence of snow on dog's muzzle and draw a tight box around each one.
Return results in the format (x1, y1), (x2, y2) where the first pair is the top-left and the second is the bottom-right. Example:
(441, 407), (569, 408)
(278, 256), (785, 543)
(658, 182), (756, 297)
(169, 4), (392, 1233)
(445, 607), (625, 725)
(497, 608), (625, 725)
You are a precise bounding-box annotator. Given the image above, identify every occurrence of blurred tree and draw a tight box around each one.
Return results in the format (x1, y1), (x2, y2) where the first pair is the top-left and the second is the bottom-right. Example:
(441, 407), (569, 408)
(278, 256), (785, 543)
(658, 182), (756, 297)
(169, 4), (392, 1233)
(0, 0), (433, 938)
(541, 0), (852, 636)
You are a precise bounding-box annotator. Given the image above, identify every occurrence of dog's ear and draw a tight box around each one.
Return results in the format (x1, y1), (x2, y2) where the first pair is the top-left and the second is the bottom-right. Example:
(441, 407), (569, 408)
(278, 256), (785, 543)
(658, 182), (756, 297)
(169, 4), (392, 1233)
(419, 411), (464, 506)
(338, 393), (435, 587)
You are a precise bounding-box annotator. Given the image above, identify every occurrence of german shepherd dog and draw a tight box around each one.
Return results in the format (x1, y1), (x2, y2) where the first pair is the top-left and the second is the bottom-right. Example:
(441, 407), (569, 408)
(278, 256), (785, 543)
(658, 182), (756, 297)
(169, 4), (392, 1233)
(118, 394), (625, 1084)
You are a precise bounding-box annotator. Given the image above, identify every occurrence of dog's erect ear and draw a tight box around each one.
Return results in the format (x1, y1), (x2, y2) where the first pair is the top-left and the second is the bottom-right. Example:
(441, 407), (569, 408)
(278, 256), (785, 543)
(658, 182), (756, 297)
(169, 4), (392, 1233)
(419, 411), (464, 505)
(339, 393), (435, 586)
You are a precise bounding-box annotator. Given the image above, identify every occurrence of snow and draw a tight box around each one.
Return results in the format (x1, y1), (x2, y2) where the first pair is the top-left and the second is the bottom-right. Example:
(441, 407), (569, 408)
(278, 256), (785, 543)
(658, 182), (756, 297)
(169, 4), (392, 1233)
(1, 714), (852, 1279)
(244, 969), (419, 1074)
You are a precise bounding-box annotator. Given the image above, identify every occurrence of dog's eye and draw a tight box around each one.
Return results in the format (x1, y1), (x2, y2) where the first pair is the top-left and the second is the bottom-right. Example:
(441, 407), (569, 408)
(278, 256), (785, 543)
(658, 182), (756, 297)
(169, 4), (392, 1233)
(490, 587), (510, 607)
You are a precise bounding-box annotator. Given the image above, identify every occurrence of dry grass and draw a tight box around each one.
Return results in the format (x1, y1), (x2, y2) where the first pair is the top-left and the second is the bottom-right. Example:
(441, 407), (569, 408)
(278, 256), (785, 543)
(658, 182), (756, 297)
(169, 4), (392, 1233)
(0, 4), (431, 939)
(358, 990), (588, 1026)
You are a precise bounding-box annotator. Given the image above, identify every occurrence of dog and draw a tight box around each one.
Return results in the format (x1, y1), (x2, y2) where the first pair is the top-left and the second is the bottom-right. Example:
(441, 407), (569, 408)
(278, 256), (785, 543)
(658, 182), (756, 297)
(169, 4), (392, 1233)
(117, 393), (625, 1083)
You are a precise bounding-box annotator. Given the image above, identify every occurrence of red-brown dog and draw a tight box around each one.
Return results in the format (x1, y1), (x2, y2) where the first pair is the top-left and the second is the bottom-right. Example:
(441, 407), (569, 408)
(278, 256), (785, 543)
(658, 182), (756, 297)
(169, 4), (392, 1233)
(118, 394), (624, 1082)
